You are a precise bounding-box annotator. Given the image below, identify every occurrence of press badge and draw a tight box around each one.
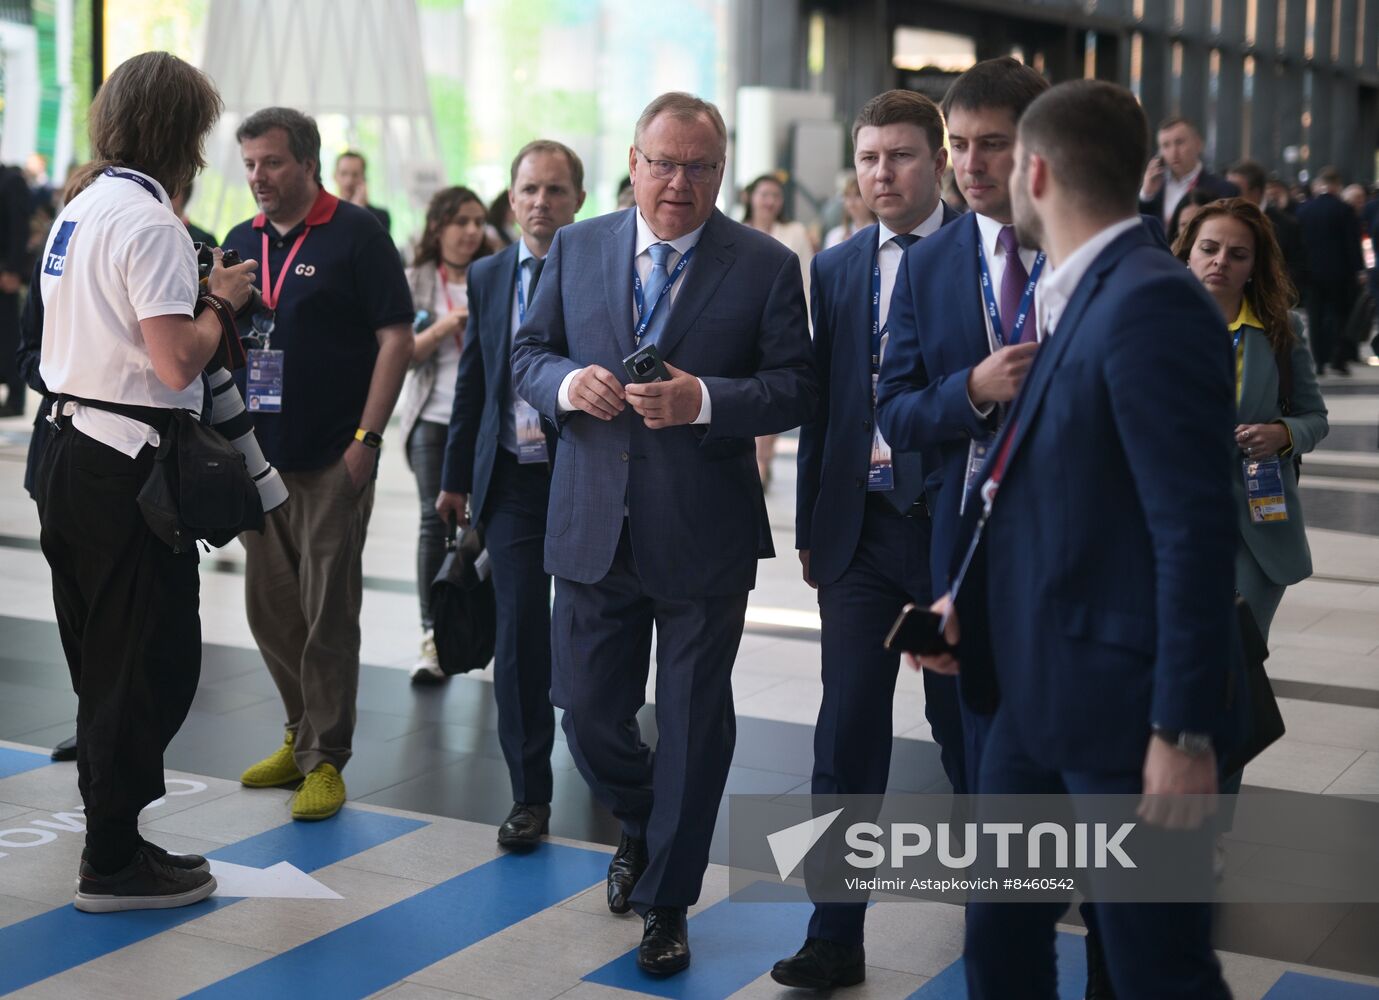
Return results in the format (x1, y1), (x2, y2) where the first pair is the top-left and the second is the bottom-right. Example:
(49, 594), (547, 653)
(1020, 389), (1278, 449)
(960, 435), (995, 515)
(245, 349), (284, 413)
(1243, 457), (1289, 522)
(514, 397), (548, 464)
(867, 373), (894, 491)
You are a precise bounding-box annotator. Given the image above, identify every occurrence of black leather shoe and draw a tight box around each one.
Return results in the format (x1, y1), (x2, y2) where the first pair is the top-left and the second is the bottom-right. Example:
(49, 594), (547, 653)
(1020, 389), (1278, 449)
(497, 802), (550, 850)
(607, 833), (647, 914)
(637, 906), (690, 976)
(50, 734), (78, 762)
(770, 937), (866, 989)
(1084, 926), (1118, 1000)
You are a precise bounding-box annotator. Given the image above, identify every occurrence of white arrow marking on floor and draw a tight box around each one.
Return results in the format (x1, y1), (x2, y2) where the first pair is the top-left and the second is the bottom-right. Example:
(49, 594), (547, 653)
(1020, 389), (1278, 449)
(767, 807), (845, 881)
(208, 860), (343, 899)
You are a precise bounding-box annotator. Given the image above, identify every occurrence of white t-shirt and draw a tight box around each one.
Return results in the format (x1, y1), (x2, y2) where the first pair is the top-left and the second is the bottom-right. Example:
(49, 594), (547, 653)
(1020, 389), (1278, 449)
(420, 278), (466, 424)
(39, 167), (200, 457)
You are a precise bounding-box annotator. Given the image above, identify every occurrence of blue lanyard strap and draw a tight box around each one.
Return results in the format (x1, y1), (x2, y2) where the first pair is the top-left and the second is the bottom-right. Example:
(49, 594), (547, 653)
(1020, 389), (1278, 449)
(102, 167), (161, 201)
(1232, 328), (1243, 352)
(632, 245), (696, 343)
(516, 259), (531, 326)
(976, 238), (1046, 347)
(870, 250), (885, 373)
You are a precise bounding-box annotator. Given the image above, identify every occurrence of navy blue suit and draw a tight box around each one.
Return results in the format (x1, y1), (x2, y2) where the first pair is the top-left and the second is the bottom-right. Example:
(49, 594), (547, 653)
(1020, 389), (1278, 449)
(441, 241), (560, 805)
(795, 209), (964, 946)
(512, 207), (817, 911)
(947, 224), (1239, 1000)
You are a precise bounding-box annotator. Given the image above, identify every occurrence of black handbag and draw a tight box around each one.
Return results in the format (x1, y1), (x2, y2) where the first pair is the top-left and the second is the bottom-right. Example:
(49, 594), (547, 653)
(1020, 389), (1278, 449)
(1220, 594), (1286, 776)
(429, 524), (497, 676)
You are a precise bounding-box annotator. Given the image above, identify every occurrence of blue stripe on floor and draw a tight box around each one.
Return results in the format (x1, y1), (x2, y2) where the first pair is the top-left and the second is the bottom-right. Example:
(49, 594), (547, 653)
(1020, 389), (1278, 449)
(0, 746), (52, 779)
(908, 930), (1087, 999)
(0, 807), (426, 995)
(184, 842), (610, 1000)
(1263, 972), (1379, 998)
(582, 889), (815, 999)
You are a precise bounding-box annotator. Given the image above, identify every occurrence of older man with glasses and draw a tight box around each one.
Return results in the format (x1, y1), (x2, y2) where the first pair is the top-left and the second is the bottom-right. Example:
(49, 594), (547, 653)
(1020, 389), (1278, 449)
(512, 91), (817, 976)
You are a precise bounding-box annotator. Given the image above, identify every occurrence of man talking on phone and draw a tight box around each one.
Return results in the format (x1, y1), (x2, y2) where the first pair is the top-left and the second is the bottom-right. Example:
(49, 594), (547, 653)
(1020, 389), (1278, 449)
(512, 92), (816, 976)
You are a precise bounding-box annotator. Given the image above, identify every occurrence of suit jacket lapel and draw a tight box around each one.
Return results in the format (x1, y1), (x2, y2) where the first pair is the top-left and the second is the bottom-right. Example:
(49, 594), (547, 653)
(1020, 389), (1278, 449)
(490, 244), (520, 394)
(853, 227), (879, 405)
(1237, 327), (1273, 419)
(655, 209), (735, 362)
(603, 209), (638, 356)
(953, 214), (989, 367)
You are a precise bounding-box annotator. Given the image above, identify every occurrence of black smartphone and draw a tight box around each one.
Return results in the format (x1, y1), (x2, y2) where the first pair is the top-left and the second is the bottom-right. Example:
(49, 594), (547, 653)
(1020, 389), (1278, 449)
(623, 343), (671, 384)
(883, 603), (955, 657)
(414, 309), (435, 334)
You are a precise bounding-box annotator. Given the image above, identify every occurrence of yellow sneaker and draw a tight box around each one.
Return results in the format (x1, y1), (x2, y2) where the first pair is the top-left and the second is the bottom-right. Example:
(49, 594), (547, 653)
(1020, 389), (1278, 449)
(291, 764), (346, 821)
(239, 731), (303, 788)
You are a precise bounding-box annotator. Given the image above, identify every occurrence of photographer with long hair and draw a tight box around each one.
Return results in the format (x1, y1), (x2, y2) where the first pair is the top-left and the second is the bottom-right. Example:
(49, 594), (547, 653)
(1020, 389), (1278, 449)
(35, 52), (257, 913)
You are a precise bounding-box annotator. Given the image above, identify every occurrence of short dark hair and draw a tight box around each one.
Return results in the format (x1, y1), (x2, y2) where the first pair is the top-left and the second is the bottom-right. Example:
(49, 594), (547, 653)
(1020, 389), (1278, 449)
(1317, 166), (1343, 187)
(742, 173), (790, 225)
(336, 149), (366, 171)
(1226, 159), (1267, 196)
(1156, 115), (1199, 136)
(87, 52), (222, 199)
(852, 90), (945, 155)
(236, 107), (323, 183)
(1019, 80), (1148, 216)
(941, 56), (1050, 123)
(509, 139), (585, 193)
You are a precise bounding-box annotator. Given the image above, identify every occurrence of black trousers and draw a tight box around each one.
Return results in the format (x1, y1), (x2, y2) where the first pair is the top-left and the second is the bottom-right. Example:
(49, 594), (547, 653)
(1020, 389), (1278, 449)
(480, 448), (556, 804)
(0, 291), (23, 413)
(407, 419), (449, 630)
(35, 425), (201, 873)
(1307, 277), (1355, 371)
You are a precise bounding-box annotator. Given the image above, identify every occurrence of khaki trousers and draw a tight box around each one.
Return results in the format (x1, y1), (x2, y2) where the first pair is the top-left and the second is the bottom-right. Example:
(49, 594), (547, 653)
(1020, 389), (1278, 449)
(241, 454), (375, 774)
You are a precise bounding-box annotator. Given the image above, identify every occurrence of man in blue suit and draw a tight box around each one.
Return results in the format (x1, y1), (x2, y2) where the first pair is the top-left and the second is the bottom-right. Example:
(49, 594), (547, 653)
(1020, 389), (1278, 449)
(876, 57), (1050, 795)
(436, 139), (584, 850)
(511, 92), (816, 976)
(772, 90), (957, 991)
(914, 81), (1236, 1000)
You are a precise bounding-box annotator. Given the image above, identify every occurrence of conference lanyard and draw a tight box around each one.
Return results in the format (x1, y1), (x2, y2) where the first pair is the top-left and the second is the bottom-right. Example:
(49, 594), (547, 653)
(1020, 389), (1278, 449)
(976, 238), (1045, 346)
(437, 266), (465, 351)
(515, 260), (534, 325)
(632, 245), (696, 344)
(103, 167), (161, 201)
(259, 228), (312, 313)
(870, 254), (885, 372)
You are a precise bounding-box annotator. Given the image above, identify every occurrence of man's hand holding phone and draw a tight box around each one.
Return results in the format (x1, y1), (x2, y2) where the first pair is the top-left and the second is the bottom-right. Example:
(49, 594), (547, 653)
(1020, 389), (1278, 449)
(887, 594), (962, 675)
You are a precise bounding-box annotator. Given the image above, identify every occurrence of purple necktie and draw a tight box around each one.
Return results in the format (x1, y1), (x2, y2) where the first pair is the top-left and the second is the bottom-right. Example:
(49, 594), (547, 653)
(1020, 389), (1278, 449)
(998, 225), (1030, 343)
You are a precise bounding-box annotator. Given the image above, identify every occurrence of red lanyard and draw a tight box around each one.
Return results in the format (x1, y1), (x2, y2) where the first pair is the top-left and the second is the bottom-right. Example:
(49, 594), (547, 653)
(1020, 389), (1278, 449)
(260, 228), (312, 311)
(436, 266), (465, 350)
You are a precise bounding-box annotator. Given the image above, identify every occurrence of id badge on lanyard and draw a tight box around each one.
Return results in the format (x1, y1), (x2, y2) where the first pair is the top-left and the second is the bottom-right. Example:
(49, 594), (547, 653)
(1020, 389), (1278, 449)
(867, 256), (894, 491)
(250, 227), (312, 413)
(1243, 457), (1289, 522)
(513, 262), (548, 464)
(959, 240), (1046, 514)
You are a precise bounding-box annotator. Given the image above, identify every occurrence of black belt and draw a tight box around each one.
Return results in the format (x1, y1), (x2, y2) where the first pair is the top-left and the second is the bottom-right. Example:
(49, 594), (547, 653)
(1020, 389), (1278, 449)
(865, 490), (929, 519)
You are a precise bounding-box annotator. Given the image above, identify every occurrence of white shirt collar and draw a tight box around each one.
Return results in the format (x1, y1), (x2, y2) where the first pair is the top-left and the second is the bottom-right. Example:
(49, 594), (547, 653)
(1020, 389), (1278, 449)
(635, 211), (707, 257)
(1040, 217), (1142, 324)
(1168, 162), (1204, 190)
(877, 200), (946, 248)
(974, 212), (1027, 260)
(517, 237), (536, 266)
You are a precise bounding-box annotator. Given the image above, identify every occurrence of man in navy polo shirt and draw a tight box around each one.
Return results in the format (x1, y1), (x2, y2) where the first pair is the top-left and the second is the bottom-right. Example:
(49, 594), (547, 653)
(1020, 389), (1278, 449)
(222, 107), (414, 821)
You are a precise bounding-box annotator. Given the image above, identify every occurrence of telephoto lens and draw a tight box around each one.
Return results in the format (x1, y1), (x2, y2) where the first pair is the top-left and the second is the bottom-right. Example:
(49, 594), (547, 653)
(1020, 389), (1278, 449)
(206, 367), (289, 512)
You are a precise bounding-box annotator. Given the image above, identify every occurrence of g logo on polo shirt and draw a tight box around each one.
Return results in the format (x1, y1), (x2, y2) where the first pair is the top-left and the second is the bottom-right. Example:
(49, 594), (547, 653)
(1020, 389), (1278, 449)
(44, 220), (77, 277)
(294, 263), (316, 276)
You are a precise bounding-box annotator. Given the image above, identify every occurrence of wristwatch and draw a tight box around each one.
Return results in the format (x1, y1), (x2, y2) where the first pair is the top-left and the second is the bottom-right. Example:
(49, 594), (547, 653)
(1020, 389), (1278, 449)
(1152, 727), (1213, 757)
(354, 428), (383, 449)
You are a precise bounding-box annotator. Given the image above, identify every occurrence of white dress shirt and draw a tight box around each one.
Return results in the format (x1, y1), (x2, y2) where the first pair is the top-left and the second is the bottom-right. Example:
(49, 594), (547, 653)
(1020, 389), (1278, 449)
(1142, 162), (1203, 227)
(876, 199), (946, 334)
(1038, 217), (1142, 335)
(556, 211), (711, 423)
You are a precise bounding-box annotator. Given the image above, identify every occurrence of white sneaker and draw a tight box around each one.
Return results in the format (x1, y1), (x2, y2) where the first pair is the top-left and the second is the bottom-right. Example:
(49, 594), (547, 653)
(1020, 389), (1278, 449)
(409, 630), (446, 684)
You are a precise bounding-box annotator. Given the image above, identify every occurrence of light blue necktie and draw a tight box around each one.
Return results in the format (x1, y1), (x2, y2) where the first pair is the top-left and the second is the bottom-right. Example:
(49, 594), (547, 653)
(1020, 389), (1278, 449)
(640, 242), (675, 346)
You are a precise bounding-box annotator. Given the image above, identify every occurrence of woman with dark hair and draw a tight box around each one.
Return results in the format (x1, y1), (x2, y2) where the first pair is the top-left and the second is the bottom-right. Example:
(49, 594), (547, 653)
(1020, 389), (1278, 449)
(486, 188), (516, 248)
(400, 186), (490, 679)
(1174, 197), (1329, 638)
(35, 52), (257, 911)
(743, 172), (815, 487)
(1171, 186), (1221, 243)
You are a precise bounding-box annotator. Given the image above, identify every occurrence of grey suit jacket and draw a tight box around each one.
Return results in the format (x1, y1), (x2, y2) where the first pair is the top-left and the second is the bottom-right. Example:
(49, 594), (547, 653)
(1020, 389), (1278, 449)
(1235, 324), (1328, 585)
(511, 207), (817, 598)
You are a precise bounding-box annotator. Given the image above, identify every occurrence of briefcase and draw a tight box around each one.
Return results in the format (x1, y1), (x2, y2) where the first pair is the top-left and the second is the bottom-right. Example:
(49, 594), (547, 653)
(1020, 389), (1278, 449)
(1220, 594), (1286, 776)
(429, 525), (496, 676)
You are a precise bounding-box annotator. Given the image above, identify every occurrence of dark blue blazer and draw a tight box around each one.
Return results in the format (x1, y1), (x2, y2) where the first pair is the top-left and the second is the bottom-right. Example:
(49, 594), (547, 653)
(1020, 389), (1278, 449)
(511, 207), (817, 599)
(796, 204), (958, 586)
(1137, 169), (1238, 241)
(948, 225), (1242, 772)
(1298, 192), (1364, 281)
(440, 241), (559, 522)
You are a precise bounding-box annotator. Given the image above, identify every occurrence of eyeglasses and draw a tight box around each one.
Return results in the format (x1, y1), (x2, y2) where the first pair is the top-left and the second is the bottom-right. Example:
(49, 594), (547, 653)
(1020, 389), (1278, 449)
(636, 149), (721, 185)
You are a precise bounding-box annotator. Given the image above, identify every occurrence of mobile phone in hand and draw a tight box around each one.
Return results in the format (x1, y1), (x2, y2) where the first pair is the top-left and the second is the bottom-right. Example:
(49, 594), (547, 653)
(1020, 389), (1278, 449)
(623, 343), (671, 383)
(883, 603), (955, 657)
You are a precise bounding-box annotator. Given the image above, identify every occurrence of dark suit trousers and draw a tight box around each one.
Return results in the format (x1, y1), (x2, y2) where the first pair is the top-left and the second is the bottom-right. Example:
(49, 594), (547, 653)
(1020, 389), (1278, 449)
(480, 448), (556, 804)
(964, 711), (1227, 1000)
(1307, 277), (1355, 370)
(808, 499), (962, 945)
(552, 524), (748, 912)
(35, 428), (201, 874)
